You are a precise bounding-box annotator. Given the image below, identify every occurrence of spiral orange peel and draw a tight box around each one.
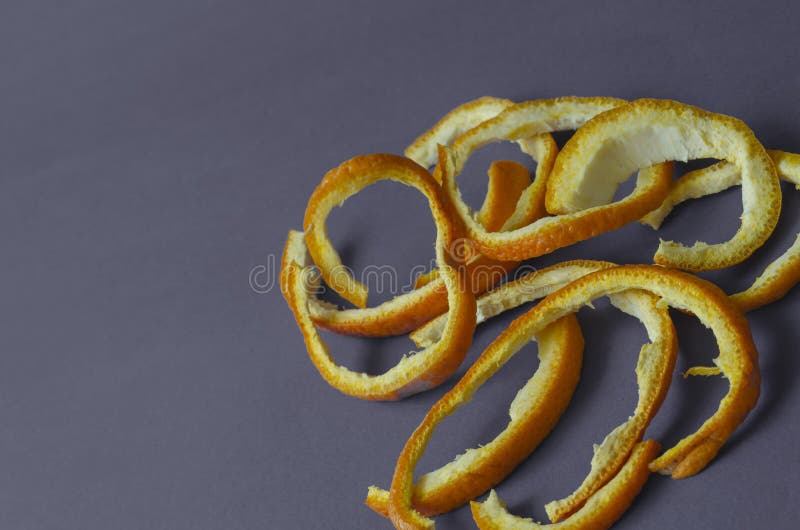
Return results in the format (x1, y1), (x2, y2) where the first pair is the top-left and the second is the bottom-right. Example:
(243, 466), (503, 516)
(283, 154), (477, 400)
(643, 149), (800, 312)
(385, 265), (759, 529)
(436, 97), (674, 262)
(307, 157), (543, 337)
(305, 157), (524, 337)
(548, 99), (780, 271)
(405, 96), (515, 169)
(471, 440), (661, 530)
(365, 313), (584, 519)
(304, 102), (557, 333)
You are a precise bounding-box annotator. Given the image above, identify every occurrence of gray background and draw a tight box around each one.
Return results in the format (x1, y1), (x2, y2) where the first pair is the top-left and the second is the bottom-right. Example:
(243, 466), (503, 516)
(2, 0), (799, 528)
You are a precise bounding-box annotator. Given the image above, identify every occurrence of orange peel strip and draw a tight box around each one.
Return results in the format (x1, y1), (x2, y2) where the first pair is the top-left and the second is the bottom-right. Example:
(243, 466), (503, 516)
(366, 280), (675, 524)
(303, 136), (556, 335)
(365, 314), (584, 518)
(544, 290), (676, 522)
(437, 97), (674, 261)
(386, 265), (759, 529)
(283, 154), (478, 400)
(470, 440), (661, 530)
(405, 96), (516, 169)
(282, 230), (475, 401)
(410, 260), (617, 348)
(408, 95), (564, 241)
(547, 99), (781, 271)
(642, 149), (800, 312)
(477, 159), (535, 232)
(306, 157), (543, 337)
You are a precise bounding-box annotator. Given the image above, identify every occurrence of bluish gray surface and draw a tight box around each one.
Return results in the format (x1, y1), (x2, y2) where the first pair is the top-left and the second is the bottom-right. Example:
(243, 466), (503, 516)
(1, 1), (799, 528)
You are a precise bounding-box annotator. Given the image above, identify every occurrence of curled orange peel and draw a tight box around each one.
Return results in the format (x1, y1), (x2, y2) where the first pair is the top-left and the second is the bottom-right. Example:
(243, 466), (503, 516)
(365, 313), (584, 519)
(477, 159), (535, 232)
(305, 158), (538, 337)
(407, 261), (677, 521)
(408, 95), (562, 234)
(544, 289), (676, 522)
(436, 97), (674, 261)
(385, 265), (759, 529)
(643, 149), (800, 312)
(284, 154), (478, 400)
(304, 118), (556, 335)
(366, 270), (676, 524)
(406, 96), (515, 170)
(548, 98), (780, 271)
(470, 440), (661, 530)
(410, 260), (617, 348)
(282, 230), (475, 400)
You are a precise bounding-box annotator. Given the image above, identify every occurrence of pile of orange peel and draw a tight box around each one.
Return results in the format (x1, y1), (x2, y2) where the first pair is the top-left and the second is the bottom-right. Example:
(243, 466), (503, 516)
(280, 96), (798, 529)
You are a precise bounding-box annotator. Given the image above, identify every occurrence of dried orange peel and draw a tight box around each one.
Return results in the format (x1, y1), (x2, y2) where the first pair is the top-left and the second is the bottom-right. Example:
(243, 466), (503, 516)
(366, 271), (676, 524)
(405, 96), (516, 169)
(304, 126), (556, 336)
(306, 157), (529, 337)
(548, 99), (780, 271)
(365, 313), (584, 519)
(471, 440), (661, 530)
(437, 97), (674, 261)
(283, 154), (478, 400)
(643, 149), (800, 312)
(385, 265), (759, 529)
(410, 260), (617, 348)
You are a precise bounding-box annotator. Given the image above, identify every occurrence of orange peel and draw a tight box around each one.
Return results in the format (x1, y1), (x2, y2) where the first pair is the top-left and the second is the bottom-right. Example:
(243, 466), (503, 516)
(405, 96), (515, 169)
(414, 159), (534, 291)
(306, 157), (541, 337)
(643, 149), (800, 312)
(283, 154), (478, 400)
(304, 125), (557, 336)
(406, 261), (677, 522)
(548, 98), (780, 271)
(385, 265), (759, 529)
(365, 314), (584, 519)
(366, 272), (675, 524)
(436, 97), (674, 261)
(410, 260), (617, 348)
(470, 440), (661, 530)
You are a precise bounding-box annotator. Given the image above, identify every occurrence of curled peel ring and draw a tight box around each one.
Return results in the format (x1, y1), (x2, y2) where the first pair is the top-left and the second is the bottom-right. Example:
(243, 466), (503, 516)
(304, 98), (558, 336)
(306, 158), (534, 337)
(547, 98), (781, 271)
(282, 154), (477, 400)
(642, 149), (800, 312)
